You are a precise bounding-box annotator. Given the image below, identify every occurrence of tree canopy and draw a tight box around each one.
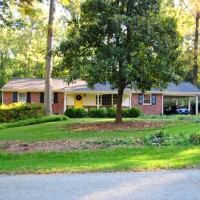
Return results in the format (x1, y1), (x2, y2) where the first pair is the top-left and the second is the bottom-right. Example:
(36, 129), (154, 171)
(59, 0), (184, 122)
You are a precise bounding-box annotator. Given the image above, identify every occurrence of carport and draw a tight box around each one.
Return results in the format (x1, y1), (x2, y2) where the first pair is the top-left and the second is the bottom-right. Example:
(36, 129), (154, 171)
(162, 82), (200, 115)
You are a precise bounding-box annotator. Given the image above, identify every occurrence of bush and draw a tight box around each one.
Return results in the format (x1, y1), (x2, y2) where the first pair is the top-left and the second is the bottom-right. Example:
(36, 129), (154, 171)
(144, 131), (170, 146)
(189, 133), (200, 145)
(64, 107), (87, 118)
(122, 109), (130, 118)
(107, 106), (116, 118)
(76, 108), (88, 118)
(64, 108), (76, 118)
(0, 103), (43, 123)
(88, 108), (107, 118)
(129, 107), (141, 118)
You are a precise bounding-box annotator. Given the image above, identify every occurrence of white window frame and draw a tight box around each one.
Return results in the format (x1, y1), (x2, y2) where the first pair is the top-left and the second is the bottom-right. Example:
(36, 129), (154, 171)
(143, 94), (151, 105)
(18, 92), (27, 103)
(96, 94), (118, 106)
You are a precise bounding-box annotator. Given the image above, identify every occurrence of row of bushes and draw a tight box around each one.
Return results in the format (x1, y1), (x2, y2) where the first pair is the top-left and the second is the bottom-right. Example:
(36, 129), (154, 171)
(64, 106), (141, 118)
(0, 103), (44, 122)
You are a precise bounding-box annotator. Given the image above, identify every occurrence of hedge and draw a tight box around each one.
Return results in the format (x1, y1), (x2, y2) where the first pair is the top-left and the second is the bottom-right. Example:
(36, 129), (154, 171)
(65, 107), (141, 118)
(0, 103), (43, 122)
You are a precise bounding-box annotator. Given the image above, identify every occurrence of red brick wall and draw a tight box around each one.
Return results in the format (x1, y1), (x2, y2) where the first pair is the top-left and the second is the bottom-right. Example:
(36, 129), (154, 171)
(3, 92), (13, 104)
(52, 93), (64, 114)
(3, 92), (64, 115)
(132, 94), (163, 115)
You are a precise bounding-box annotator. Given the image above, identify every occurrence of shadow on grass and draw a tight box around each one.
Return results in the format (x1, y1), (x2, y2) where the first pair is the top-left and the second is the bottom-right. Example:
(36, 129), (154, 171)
(0, 146), (200, 174)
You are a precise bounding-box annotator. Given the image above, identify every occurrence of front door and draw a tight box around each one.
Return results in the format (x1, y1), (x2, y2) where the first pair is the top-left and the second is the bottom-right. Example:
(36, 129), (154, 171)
(74, 94), (83, 108)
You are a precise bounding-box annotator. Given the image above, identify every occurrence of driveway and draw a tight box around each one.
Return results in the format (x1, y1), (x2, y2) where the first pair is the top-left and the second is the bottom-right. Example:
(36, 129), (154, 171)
(0, 170), (200, 200)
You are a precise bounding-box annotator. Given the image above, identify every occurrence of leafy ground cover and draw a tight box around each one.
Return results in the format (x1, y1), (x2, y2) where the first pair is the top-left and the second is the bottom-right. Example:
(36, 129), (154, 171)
(0, 115), (200, 174)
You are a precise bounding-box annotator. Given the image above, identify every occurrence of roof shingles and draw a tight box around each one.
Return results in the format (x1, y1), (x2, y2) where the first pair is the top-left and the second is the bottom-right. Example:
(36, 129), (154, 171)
(1, 78), (200, 94)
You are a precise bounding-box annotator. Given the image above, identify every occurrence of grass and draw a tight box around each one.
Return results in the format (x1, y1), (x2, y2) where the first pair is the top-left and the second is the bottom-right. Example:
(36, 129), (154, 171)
(0, 146), (199, 174)
(0, 118), (199, 142)
(0, 115), (200, 174)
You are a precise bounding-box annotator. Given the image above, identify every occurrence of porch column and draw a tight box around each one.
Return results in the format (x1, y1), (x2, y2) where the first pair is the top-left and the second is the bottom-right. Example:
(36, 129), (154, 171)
(195, 95), (199, 115)
(63, 93), (67, 113)
(97, 94), (99, 109)
(182, 99), (184, 106)
(129, 94), (132, 108)
(176, 99), (178, 106)
(188, 97), (191, 113)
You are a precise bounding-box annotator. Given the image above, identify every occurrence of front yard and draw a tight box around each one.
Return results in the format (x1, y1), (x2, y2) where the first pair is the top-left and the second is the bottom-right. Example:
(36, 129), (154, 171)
(0, 116), (200, 174)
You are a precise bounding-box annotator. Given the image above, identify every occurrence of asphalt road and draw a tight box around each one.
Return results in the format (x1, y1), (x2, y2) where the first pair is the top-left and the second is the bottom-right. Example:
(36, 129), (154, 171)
(0, 170), (200, 200)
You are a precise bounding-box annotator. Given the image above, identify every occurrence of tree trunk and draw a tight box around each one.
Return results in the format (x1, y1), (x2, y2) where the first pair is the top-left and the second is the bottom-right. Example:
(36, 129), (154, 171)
(193, 11), (200, 86)
(44, 0), (57, 115)
(115, 84), (125, 123)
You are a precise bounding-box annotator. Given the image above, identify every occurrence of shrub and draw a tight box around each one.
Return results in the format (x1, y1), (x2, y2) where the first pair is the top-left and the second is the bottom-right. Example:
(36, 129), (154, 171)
(122, 109), (130, 118)
(75, 108), (88, 118)
(189, 133), (200, 145)
(129, 107), (141, 118)
(0, 103), (43, 123)
(64, 107), (87, 118)
(64, 108), (76, 118)
(107, 106), (116, 118)
(144, 131), (170, 146)
(88, 108), (107, 118)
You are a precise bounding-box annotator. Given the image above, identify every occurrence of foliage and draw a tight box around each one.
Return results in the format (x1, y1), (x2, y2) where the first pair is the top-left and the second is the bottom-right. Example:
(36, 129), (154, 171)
(144, 131), (170, 146)
(0, 115), (68, 130)
(0, 103), (43, 122)
(88, 107), (107, 118)
(122, 109), (131, 118)
(60, 0), (184, 123)
(64, 107), (87, 118)
(129, 107), (141, 118)
(189, 133), (200, 145)
(107, 106), (117, 118)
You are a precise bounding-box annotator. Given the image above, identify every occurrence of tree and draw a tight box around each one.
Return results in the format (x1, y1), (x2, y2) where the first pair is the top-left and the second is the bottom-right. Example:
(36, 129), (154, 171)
(60, 0), (183, 123)
(44, 0), (57, 115)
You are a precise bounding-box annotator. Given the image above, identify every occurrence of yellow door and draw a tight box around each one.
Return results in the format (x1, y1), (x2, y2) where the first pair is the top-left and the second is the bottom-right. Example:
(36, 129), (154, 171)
(74, 95), (83, 108)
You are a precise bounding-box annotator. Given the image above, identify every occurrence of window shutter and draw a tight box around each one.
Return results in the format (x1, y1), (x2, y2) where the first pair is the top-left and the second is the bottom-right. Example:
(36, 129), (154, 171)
(152, 94), (156, 105)
(54, 92), (58, 103)
(13, 92), (18, 102)
(138, 94), (143, 105)
(27, 92), (31, 103)
(40, 92), (44, 103)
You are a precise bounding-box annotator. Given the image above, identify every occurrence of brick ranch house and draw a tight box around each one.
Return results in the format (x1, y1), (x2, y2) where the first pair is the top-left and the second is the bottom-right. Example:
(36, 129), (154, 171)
(1, 78), (200, 115)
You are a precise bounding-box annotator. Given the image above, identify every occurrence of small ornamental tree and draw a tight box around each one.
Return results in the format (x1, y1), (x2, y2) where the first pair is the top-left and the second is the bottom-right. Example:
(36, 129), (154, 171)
(60, 0), (184, 123)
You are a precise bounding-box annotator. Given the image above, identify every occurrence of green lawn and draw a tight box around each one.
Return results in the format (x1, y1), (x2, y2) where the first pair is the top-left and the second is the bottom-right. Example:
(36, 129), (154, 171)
(0, 116), (200, 174)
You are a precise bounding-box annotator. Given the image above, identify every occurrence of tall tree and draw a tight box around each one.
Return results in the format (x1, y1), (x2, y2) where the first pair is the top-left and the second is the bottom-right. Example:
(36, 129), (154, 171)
(44, 0), (57, 115)
(60, 0), (183, 123)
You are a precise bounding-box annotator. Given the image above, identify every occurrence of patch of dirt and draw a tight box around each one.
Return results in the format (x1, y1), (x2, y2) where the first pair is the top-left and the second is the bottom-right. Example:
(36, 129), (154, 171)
(0, 139), (102, 153)
(67, 120), (169, 132)
(0, 120), (171, 153)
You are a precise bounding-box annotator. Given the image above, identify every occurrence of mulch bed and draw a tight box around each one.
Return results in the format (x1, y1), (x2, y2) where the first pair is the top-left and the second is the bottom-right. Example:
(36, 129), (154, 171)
(0, 120), (171, 153)
(68, 120), (169, 132)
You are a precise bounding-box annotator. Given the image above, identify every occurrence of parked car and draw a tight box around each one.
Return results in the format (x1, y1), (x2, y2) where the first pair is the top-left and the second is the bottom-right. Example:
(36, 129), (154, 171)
(176, 107), (190, 115)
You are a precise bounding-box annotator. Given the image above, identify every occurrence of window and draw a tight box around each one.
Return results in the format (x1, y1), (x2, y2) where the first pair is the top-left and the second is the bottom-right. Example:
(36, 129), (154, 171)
(96, 94), (118, 106)
(138, 94), (156, 105)
(113, 94), (117, 105)
(143, 94), (151, 105)
(102, 94), (112, 105)
(18, 93), (26, 103)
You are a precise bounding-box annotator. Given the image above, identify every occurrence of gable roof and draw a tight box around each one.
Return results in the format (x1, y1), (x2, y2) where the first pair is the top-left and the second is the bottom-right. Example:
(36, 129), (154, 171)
(1, 78), (67, 91)
(1, 78), (200, 95)
(164, 82), (200, 93)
